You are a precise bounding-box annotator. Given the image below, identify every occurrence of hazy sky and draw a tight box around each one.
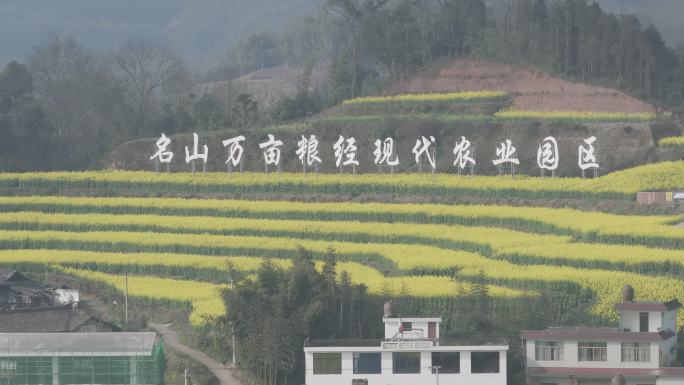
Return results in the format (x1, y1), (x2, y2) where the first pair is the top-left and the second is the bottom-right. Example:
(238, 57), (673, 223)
(1, 0), (680, 71)
(0, 0), (320, 70)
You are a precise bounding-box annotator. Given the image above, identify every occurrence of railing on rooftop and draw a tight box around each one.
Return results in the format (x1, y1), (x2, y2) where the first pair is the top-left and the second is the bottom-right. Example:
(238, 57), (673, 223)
(305, 339), (382, 347)
(305, 338), (507, 348)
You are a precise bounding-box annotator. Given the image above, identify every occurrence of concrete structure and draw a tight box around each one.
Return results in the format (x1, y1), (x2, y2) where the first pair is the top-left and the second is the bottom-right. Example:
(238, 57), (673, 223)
(0, 332), (164, 384)
(521, 287), (684, 385)
(304, 308), (508, 385)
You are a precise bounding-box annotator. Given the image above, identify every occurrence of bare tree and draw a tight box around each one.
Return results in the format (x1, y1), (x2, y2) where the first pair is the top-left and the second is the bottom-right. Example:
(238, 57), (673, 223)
(113, 39), (183, 137)
(324, 0), (362, 98)
(27, 36), (132, 169)
(28, 37), (99, 162)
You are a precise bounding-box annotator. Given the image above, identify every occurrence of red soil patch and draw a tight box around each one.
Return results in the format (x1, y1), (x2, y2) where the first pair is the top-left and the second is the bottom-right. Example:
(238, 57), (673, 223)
(389, 60), (656, 113)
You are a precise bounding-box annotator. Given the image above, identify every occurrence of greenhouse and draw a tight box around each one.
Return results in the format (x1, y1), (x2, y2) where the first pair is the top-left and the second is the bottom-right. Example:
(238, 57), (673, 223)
(0, 333), (164, 385)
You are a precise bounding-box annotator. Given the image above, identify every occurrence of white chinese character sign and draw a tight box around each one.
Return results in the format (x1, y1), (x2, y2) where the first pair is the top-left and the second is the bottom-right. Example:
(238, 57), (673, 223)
(148, 132), (603, 177)
(537, 136), (559, 177)
(493, 139), (519, 176)
(333, 136), (359, 173)
(150, 133), (173, 173)
(184, 133), (208, 174)
(222, 135), (246, 173)
(412, 136), (436, 173)
(296, 135), (322, 173)
(259, 134), (284, 173)
(578, 136), (600, 178)
(453, 136), (476, 175)
(374, 138), (400, 173)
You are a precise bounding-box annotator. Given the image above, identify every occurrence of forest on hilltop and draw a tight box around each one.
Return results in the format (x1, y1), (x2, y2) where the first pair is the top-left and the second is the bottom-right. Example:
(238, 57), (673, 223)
(1, 0), (684, 171)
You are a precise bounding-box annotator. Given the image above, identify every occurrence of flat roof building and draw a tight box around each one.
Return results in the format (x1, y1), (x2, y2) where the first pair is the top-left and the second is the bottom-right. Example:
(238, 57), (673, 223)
(521, 286), (684, 385)
(304, 303), (508, 385)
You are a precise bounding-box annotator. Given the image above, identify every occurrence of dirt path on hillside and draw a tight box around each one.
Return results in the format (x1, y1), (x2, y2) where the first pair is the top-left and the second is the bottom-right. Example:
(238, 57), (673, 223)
(149, 322), (243, 385)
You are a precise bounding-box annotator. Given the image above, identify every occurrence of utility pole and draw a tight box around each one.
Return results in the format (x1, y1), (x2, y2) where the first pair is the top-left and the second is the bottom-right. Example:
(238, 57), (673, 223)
(184, 368), (190, 385)
(125, 273), (129, 325)
(230, 278), (236, 366)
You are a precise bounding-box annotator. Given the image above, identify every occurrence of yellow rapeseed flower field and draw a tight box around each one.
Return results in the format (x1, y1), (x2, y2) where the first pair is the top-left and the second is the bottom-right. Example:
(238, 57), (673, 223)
(494, 108), (657, 122)
(0, 161), (681, 199)
(342, 91), (507, 105)
(0, 249), (526, 300)
(56, 266), (228, 327)
(1, 228), (683, 323)
(660, 136), (684, 147)
(1, 163), (682, 327)
(2, 198), (681, 248)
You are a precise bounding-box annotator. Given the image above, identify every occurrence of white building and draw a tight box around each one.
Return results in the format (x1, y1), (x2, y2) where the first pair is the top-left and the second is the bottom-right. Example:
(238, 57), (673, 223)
(304, 305), (508, 385)
(521, 286), (684, 385)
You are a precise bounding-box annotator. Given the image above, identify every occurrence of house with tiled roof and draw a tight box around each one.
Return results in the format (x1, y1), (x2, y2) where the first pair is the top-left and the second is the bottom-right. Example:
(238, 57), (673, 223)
(0, 268), (28, 282)
(521, 286), (684, 385)
(0, 268), (55, 310)
(0, 269), (79, 311)
(0, 304), (119, 333)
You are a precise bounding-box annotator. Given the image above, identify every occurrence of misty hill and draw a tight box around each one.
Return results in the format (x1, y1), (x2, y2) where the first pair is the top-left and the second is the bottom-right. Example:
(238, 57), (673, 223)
(0, 0), (320, 70)
(596, 0), (684, 47)
(2, 0), (683, 72)
(106, 59), (680, 177)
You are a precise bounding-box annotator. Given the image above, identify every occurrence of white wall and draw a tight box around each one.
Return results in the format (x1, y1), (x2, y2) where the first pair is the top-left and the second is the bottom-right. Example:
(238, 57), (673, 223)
(621, 310), (662, 332)
(383, 319), (439, 340)
(305, 349), (506, 385)
(651, 311), (664, 332)
(657, 378), (684, 385)
(662, 309), (678, 332)
(621, 311), (638, 331)
(660, 337), (677, 365)
(525, 340), (659, 369)
(530, 374), (664, 385)
(527, 376), (571, 385)
(54, 289), (79, 305)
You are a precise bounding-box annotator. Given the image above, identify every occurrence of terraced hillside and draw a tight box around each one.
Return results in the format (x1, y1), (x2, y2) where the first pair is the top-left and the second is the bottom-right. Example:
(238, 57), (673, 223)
(0, 164), (683, 332)
(107, 61), (682, 175)
(389, 60), (658, 114)
(3, 160), (683, 201)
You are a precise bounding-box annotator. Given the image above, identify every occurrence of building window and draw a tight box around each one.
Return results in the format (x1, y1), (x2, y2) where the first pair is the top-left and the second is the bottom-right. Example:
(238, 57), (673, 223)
(59, 357), (97, 384)
(313, 353), (342, 375)
(535, 341), (564, 361)
(431, 352), (460, 374)
(353, 352), (381, 374)
(392, 352), (421, 374)
(622, 343), (651, 362)
(640, 312), (649, 332)
(471, 352), (500, 373)
(94, 356), (130, 384)
(0, 359), (17, 372)
(401, 322), (412, 331)
(578, 342), (607, 361)
(22, 357), (52, 385)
